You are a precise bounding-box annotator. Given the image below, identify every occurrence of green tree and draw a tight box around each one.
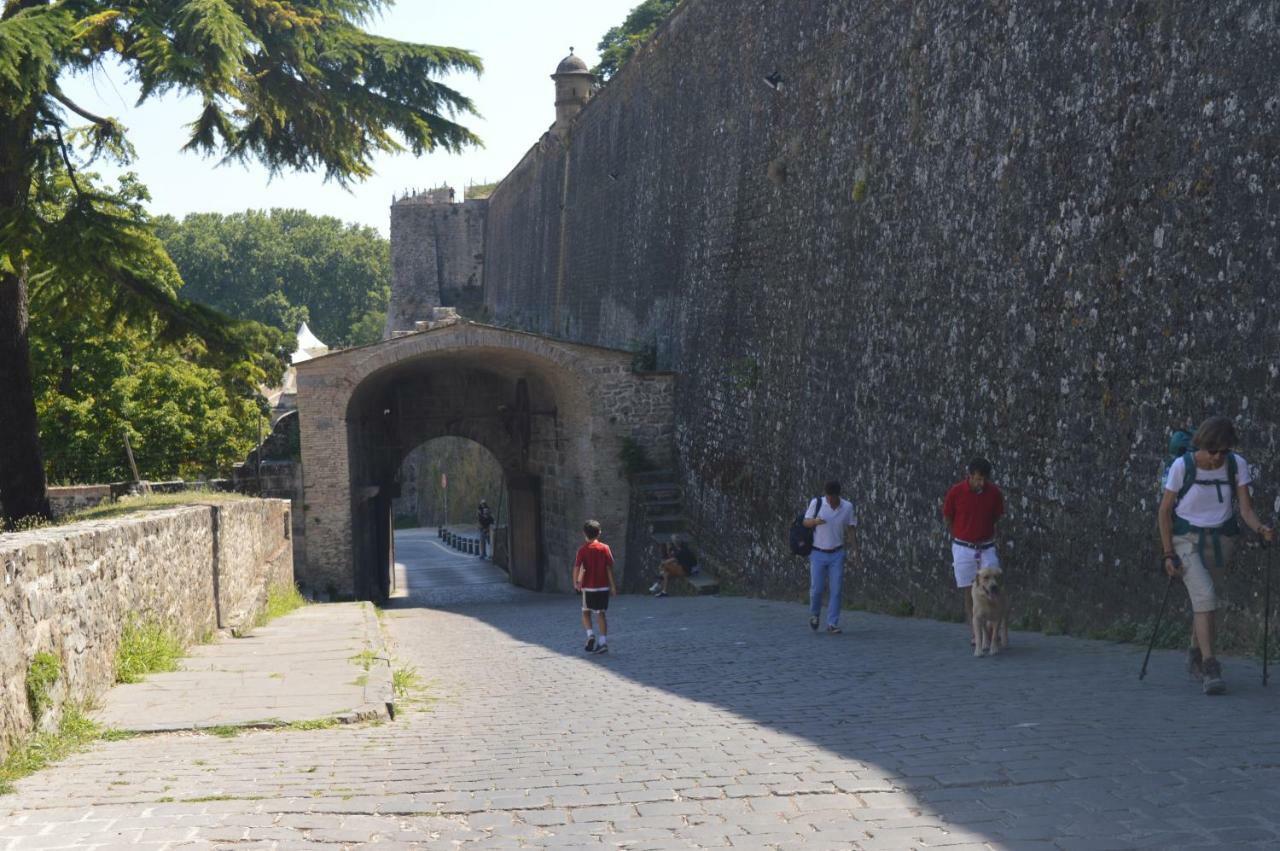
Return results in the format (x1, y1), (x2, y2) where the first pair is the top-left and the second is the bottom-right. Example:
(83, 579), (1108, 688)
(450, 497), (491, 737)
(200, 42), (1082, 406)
(153, 209), (391, 347)
(592, 0), (678, 82)
(0, 0), (481, 524)
(32, 318), (265, 483)
(28, 173), (284, 483)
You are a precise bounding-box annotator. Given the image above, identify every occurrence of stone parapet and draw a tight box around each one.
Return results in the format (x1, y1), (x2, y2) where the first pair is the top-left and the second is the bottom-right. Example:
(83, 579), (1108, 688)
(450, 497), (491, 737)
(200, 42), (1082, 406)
(0, 499), (293, 759)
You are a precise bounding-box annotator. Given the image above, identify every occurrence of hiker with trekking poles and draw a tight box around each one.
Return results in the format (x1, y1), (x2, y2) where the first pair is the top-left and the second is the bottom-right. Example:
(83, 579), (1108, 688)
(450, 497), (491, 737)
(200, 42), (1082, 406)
(1153, 416), (1274, 695)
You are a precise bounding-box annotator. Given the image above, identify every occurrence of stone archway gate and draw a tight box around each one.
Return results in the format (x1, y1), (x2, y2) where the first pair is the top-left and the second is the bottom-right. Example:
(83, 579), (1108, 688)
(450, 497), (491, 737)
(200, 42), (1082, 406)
(293, 317), (673, 600)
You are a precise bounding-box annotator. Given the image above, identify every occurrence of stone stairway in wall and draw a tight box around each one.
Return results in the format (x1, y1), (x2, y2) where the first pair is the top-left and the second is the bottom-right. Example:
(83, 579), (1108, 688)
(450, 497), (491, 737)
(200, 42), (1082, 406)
(632, 470), (719, 596)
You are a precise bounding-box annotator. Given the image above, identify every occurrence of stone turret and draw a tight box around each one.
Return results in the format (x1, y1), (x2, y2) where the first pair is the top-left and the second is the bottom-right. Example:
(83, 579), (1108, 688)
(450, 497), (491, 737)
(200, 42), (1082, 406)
(386, 186), (487, 337)
(551, 48), (594, 136)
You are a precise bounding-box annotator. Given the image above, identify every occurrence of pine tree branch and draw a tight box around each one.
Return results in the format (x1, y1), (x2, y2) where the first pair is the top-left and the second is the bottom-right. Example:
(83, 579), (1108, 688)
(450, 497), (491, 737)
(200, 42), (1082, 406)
(50, 123), (85, 198)
(3, 0), (49, 23)
(49, 85), (114, 128)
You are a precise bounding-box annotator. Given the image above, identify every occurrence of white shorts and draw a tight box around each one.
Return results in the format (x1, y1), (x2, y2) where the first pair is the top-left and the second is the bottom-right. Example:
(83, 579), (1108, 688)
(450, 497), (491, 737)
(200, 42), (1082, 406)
(952, 542), (999, 588)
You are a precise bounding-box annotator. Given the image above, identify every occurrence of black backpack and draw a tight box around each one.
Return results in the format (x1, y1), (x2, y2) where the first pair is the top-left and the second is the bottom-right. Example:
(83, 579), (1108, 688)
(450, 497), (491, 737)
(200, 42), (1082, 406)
(788, 496), (822, 557)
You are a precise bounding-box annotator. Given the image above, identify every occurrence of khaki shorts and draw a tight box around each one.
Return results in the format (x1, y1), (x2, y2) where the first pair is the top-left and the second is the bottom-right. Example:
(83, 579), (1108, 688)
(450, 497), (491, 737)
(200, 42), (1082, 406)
(1174, 532), (1235, 613)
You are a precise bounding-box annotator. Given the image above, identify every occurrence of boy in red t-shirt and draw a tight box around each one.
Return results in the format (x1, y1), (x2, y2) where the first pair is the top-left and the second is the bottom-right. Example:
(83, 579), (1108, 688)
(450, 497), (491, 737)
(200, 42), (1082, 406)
(942, 457), (1004, 637)
(574, 519), (617, 654)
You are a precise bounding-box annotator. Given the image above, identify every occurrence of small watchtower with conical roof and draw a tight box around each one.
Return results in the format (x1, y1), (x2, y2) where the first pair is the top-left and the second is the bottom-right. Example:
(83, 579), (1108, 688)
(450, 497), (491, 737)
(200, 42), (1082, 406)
(551, 48), (594, 136)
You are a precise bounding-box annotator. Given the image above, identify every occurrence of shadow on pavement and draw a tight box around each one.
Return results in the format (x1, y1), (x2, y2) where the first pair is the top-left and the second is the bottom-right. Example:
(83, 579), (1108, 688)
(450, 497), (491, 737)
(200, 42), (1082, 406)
(388, 525), (1280, 848)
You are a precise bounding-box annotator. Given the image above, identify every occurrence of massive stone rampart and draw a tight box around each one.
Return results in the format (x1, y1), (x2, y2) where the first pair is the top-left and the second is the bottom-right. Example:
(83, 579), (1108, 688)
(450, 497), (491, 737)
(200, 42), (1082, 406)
(0, 500), (293, 757)
(480, 0), (1280, 632)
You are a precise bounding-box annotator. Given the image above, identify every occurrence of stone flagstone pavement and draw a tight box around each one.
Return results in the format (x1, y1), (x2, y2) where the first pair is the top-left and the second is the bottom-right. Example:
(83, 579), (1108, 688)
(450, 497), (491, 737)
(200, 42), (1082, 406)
(3, 528), (1280, 849)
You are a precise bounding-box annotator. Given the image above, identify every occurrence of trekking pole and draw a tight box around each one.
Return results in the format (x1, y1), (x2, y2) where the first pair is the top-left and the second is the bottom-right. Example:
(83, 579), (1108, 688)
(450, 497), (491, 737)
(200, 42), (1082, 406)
(1263, 537), (1272, 687)
(1139, 571), (1176, 681)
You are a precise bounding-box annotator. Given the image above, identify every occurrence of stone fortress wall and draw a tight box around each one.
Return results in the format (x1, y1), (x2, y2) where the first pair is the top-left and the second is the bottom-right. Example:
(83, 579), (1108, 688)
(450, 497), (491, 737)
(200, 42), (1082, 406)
(386, 187), (488, 337)
(403, 0), (1280, 634)
(0, 499), (293, 758)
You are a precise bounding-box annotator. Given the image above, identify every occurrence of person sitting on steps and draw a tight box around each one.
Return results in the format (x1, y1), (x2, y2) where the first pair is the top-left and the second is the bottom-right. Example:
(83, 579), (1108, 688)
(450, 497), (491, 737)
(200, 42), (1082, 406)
(1158, 415), (1274, 695)
(649, 541), (699, 597)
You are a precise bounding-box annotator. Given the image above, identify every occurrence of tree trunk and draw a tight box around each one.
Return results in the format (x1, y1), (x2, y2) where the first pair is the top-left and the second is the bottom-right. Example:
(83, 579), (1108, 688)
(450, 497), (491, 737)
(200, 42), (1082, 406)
(0, 267), (51, 524)
(0, 104), (50, 525)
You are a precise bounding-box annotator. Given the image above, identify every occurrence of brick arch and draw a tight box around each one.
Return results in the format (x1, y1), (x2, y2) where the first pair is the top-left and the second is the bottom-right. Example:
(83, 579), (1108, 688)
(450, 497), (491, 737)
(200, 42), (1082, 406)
(294, 320), (673, 600)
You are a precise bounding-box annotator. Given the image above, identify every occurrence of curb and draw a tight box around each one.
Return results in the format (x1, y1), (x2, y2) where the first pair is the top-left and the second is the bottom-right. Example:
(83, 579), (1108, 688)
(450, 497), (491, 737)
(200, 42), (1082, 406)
(357, 601), (396, 721)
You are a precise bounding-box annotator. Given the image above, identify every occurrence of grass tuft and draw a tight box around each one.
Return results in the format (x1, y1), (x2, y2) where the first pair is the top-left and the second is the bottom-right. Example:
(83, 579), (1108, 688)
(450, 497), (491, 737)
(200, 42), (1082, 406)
(25, 652), (61, 722)
(115, 619), (184, 685)
(392, 665), (425, 701)
(350, 649), (378, 671)
(98, 729), (138, 742)
(252, 583), (308, 630)
(205, 725), (242, 738)
(0, 706), (100, 795)
(284, 718), (340, 732)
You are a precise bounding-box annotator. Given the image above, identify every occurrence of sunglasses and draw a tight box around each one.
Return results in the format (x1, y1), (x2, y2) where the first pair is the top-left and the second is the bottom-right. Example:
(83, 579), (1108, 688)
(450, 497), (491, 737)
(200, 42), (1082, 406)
(1205, 447), (1231, 456)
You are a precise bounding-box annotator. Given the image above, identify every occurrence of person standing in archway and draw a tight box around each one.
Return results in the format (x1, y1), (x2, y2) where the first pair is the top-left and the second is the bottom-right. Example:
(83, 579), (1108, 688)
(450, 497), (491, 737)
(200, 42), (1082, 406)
(574, 520), (616, 654)
(477, 499), (494, 560)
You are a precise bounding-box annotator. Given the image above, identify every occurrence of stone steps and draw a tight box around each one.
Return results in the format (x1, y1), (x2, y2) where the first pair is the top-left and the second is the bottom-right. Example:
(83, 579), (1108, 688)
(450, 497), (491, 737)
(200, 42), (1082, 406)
(635, 471), (718, 596)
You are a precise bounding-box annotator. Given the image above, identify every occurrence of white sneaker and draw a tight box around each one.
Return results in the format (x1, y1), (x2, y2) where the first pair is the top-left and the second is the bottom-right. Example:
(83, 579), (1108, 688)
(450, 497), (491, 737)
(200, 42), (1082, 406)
(649, 582), (661, 594)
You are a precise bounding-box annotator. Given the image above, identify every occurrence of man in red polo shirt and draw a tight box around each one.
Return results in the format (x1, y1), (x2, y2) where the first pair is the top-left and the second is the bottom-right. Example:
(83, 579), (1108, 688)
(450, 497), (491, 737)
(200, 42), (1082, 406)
(942, 457), (1004, 638)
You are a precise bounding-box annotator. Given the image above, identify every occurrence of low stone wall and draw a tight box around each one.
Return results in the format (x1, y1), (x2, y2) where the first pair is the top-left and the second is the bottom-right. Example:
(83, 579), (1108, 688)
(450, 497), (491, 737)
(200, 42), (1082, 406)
(0, 499), (293, 759)
(46, 485), (112, 519)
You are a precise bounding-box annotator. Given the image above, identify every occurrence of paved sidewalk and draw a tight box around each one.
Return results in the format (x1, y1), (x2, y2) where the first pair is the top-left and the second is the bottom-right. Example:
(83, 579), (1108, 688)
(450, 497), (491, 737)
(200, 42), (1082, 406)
(91, 603), (391, 732)
(4, 539), (1280, 848)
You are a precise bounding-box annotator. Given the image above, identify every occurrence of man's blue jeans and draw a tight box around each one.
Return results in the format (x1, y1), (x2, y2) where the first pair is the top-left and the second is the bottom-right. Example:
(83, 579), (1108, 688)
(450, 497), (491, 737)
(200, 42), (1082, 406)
(809, 548), (845, 627)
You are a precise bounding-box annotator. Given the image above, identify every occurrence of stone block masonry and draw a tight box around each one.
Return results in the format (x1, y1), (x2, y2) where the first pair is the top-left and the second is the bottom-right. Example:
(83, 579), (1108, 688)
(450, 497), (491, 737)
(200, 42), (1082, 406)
(386, 196), (487, 337)
(0, 499), (293, 759)
(474, 0), (1280, 637)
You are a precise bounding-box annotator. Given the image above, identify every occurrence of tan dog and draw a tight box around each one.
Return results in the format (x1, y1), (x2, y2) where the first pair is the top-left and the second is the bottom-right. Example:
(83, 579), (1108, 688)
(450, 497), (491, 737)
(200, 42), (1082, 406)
(971, 566), (1009, 656)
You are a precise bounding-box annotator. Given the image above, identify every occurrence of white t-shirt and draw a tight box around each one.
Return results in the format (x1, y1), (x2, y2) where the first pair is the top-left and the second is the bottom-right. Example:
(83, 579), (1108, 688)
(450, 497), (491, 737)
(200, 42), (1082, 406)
(1164, 453), (1251, 529)
(807, 497), (857, 550)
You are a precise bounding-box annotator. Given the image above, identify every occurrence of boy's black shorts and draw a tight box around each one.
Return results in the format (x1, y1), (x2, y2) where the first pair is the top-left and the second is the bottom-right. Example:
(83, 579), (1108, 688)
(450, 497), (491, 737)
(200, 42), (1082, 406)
(581, 590), (610, 613)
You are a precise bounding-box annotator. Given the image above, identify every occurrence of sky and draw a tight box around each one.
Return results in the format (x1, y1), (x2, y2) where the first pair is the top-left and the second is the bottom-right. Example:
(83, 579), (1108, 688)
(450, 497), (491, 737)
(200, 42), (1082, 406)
(60, 1), (640, 235)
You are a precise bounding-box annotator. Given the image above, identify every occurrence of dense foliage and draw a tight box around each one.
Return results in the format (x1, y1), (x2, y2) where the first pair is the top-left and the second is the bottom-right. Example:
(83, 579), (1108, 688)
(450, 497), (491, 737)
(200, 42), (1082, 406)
(592, 0), (678, 82)
(0, 0), (481, 521)
(25, 173), (284, 484)
(30, 308), (269, 484)
(154, 210), (391, 348)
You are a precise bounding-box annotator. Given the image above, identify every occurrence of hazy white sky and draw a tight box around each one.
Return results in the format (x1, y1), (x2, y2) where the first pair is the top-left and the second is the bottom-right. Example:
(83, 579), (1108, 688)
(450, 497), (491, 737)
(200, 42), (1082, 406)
(60, 1), (639, 234)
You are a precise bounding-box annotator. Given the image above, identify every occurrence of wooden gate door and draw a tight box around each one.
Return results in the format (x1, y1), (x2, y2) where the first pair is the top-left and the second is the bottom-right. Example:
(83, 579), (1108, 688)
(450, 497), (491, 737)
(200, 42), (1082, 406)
(506, 475), (544, 590)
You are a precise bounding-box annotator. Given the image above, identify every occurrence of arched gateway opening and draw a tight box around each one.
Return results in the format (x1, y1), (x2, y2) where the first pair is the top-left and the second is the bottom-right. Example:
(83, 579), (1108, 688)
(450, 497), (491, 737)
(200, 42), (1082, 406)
(292, 318), (673, 601)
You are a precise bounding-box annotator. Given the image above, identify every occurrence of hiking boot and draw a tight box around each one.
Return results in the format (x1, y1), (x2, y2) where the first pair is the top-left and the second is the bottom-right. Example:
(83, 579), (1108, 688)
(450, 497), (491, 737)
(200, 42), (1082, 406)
(585, 636), (596, 653)
(826, 625), (843, 635)
(1187, 647), (1203, 680)
(593, 644), (609, 655)
(1201, 657), (1226, 695)
(809, 615), (819, 631)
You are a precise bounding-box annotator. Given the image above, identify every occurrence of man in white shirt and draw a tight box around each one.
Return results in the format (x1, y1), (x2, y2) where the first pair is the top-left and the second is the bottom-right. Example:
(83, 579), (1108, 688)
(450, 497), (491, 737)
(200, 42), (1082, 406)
(801, 480), (858, 634)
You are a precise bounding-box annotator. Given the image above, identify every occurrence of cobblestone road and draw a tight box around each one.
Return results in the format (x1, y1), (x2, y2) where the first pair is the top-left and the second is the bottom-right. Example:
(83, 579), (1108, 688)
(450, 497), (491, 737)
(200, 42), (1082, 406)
(4, 531), (1280, 849)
